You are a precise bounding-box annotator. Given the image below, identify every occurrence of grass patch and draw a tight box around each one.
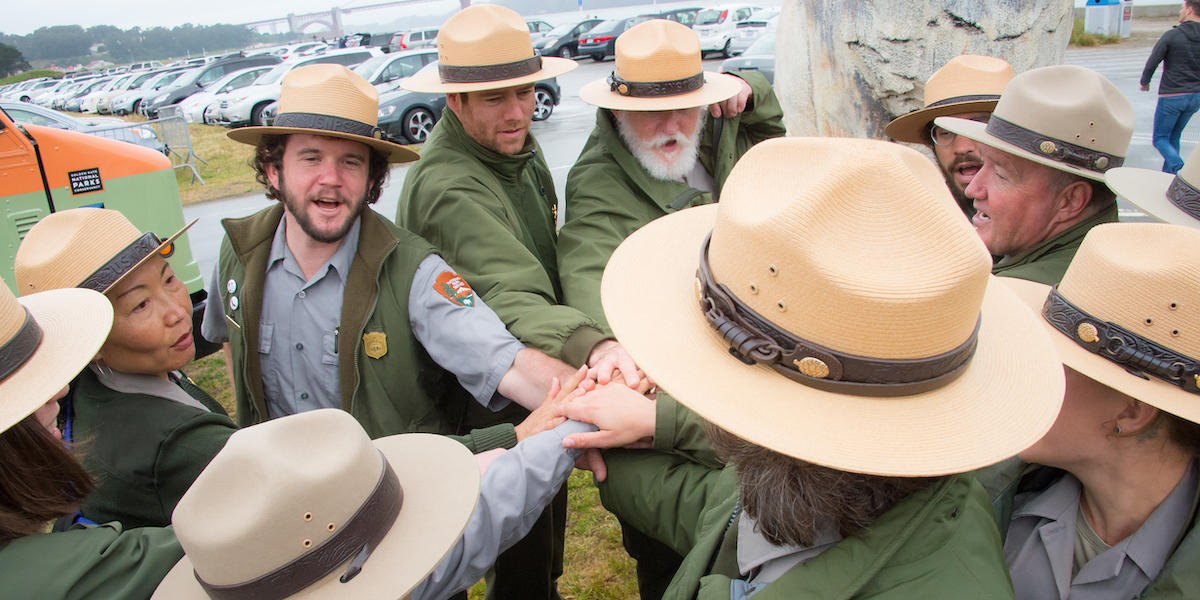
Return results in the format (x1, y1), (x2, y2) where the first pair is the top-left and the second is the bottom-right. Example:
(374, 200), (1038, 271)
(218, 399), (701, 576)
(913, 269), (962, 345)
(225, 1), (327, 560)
(172, 122), (259, 205)
(1070, 18), (1122, 47)
(184, 352), (638, 598)
(0, 71), (64, 85)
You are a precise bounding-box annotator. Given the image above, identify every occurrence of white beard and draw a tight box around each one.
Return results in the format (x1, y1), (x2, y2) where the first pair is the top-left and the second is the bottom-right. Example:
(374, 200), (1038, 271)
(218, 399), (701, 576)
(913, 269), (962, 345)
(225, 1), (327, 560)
(615, 110), (704, 182)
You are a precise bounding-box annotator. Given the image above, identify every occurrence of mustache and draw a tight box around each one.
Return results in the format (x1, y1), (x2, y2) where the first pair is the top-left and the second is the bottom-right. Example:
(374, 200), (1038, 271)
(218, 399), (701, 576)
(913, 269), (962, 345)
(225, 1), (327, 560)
(950, 154), (982, 169)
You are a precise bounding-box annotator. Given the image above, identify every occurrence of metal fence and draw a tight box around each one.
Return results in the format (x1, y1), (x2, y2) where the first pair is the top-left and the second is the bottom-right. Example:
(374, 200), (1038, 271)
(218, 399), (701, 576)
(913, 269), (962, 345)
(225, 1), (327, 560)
(90, 108), (207, 185)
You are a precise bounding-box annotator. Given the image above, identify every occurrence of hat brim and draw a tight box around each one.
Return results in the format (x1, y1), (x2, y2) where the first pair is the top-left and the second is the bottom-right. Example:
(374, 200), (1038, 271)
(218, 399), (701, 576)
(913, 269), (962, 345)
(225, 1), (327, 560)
(601, 204), (1065, 477)
(153, 432), (479, 599)
(935, 116), (1108, 182)
(400, 56), (577, 94)
(228, 127), (419, 163)
(884, 100), (1000, 144)
(104, 218), (199, 294)
(1105, 167), (1199, 229)
(1001, 276), (1200, 425)
(0, 288), (113, 433)
(579, 71), (744, 111)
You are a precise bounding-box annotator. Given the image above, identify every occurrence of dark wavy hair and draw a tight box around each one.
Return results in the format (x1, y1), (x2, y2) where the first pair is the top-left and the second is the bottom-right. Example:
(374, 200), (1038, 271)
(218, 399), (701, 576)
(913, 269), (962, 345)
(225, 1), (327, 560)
(251, 134), (391, 204)
(0, 415), (95, 541)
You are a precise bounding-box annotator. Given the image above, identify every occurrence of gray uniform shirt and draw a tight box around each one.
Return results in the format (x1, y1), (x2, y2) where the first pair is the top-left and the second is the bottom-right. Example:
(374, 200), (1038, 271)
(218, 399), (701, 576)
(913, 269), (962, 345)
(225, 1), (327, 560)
(729, 511), (842, 598)
(1004, 462), (1198, 599)
(410, 419), (595, 600)
(201, 214), (524, 418)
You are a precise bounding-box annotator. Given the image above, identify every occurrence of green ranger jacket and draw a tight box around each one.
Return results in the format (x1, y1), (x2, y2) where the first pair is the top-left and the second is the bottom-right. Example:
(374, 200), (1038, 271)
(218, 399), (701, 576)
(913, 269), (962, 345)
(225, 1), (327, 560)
(980, 459), (1200, 599)
(0, 523), (180, 599)
(992, 203), (1118, 285)
(598, 451), (1015, 599)
(72, 368), (236, 529)
(216, 204), (517, 452)
(398, 108), (606, 368)
(558, 71), (785, 329)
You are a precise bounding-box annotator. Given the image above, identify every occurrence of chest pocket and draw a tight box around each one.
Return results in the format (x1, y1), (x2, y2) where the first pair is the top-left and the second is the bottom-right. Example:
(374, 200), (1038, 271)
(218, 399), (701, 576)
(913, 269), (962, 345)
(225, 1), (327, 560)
(258, 322), (274, 354)
(321, 330), (338, 366)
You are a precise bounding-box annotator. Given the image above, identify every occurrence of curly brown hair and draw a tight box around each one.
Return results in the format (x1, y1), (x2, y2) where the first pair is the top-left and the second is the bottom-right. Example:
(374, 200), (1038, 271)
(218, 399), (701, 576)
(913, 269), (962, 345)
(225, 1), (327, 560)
(251, 134), (391, 204)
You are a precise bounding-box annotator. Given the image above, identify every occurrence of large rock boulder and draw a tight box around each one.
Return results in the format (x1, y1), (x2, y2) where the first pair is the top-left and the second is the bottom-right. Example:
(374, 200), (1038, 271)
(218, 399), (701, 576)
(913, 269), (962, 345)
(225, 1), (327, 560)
(775, 0), (1074, 138)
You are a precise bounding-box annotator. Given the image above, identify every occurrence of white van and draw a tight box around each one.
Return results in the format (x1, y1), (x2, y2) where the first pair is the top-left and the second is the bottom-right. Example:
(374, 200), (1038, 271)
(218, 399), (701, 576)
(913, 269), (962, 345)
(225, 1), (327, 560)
(692, 5), (762, 57)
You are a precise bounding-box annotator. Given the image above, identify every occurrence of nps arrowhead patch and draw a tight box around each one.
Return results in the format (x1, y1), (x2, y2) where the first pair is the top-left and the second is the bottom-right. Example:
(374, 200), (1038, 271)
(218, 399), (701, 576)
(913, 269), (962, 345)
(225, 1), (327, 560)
(434, 271), (475, 307)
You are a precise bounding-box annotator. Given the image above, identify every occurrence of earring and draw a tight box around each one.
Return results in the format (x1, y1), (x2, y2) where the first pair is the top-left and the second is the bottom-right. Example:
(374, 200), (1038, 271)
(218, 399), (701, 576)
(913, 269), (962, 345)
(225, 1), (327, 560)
(1114, 425), (1123, 434)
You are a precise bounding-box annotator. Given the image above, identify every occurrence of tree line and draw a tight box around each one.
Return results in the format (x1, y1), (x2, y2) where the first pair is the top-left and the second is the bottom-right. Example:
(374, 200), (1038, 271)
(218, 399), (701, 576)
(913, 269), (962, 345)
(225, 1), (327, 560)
(0, 23), (290, 68)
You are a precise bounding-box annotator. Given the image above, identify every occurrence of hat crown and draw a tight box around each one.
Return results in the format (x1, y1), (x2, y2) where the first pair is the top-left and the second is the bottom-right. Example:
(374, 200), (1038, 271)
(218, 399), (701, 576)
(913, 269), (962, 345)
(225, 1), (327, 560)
(615, 19), (702, 84)
(172, 409), (385, 586)
(708, 137), (992, 359)
(922, 54), (1013, 107)
(1058, 223), (1200, 359)
(0, 284), (27, 346)
(437, 4), (535, 68)
(991, 64), (1134, 159)
(14, 208), (142, 295)
(276, 64), (380, 128)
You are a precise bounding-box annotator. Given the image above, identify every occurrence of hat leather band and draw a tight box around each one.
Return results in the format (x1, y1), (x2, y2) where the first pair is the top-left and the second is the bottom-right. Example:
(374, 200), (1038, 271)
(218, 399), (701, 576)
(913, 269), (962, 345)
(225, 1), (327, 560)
(986, 116), (1123, 173)
(439, 54), (543, 84)
(607, 72), (705, 98)
(1043, 288), (1200, 394)
(1167, 176), (1200, 221)
(925, 93), (1001, 109)
(696, 234), (979, 397)
(273, 112), (387, 141)
(194, 454), (404, 600)
(78, 232), (164, 292)
(0, 308), (44, 382)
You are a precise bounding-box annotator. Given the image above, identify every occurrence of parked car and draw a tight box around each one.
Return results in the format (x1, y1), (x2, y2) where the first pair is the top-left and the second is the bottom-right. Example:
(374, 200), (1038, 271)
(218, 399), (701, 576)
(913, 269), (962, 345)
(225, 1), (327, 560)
(720, 29), (775, 84)
(527, 19), (555, 44)
(388, 29), (439, 52)
(213, 48), (382, 127)
(375, 87), (446, 144)
(729, 10), (777, 55)
(79, 75), (131, 113)
(141, 54), (282, 118)
(110, 69), (190, 115)
(532, 78), (560, 122)
(179, 65), (272, 123)
(62, 77), (117, 112)
(0, 101), (164, 153)
(693, 5), (763, 57)
(28, 79), (78, 106)
(128, 61), (163, 72)
(95, 70), (159, 114)
(533, 19), (603, 59)
(2, 78), (61, 103)
(658, 7), (703, 27)
(352, 49), (438, 94)
(579, 16), (655, 62)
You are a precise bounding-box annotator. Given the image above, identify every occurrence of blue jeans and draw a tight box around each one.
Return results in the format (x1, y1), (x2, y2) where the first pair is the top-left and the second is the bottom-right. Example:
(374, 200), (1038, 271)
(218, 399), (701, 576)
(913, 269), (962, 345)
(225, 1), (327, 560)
(1152, 92), (1200, 173)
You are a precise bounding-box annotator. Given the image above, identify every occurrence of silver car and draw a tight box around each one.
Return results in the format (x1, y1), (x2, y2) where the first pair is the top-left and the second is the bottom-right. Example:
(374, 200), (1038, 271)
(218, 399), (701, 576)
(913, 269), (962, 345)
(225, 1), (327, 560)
(720, 30), (775, 84)
(1, 101), (164, 153)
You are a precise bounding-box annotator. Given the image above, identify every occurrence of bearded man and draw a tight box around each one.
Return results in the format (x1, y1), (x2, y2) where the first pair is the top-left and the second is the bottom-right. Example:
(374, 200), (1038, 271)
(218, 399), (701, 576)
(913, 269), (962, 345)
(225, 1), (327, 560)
(199, 65), (576, 466)
(558, 19), (784, 333)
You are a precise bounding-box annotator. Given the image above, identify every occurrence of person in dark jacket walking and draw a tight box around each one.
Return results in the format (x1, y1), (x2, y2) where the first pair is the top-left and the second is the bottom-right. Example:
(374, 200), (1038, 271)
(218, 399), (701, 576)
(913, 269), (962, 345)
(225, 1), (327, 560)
(1141, 0), (1200, 173)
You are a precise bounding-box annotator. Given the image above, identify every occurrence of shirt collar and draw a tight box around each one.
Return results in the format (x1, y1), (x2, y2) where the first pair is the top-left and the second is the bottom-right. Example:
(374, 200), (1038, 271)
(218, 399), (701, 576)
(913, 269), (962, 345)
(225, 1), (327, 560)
(736, 510), (842, 585)
(89, 363), (208, 411)
(268, 213), (362, 286)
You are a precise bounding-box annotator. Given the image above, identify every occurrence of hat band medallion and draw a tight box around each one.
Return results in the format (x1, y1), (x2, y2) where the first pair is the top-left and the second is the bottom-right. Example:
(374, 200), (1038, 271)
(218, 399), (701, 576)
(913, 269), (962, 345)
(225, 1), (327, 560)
(0, 308), (44, 381)
(695, 233), (980, 397)
(1043, 288), (1200, 394)
(607, 71), (705, 98)
(1167, 176), (1200, 221)
(438, 53), (543, 84)
(194, 452), (404, 599)
(987, 117), (1123, 173)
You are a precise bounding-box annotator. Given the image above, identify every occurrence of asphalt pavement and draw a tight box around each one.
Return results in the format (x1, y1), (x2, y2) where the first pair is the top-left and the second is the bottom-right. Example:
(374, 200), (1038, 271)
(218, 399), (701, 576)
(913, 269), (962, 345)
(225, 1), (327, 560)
(183, 34), (1195, 280)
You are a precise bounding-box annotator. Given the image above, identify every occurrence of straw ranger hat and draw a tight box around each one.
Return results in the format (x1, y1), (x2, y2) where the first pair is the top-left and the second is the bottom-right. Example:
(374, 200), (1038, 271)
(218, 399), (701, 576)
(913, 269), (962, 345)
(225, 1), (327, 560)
(1105, 144), (1200, 229)
(228, 64), (418, 163)
(154, 408), (479, 599)
(14, 207), (195, 296)
(885, 54), (1014, 144)
(1002, 223), (1200, 424)
(935, 65), (1134, 182)
(600, 136), (1065, 477)
(402, 4), (577, 94)
(578, 19), (743, 111)
(0, 279), (111, 434)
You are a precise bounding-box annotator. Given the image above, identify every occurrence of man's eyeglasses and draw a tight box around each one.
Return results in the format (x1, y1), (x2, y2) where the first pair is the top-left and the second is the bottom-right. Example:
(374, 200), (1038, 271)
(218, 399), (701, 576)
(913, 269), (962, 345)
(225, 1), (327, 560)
(929, 115), (990, 146)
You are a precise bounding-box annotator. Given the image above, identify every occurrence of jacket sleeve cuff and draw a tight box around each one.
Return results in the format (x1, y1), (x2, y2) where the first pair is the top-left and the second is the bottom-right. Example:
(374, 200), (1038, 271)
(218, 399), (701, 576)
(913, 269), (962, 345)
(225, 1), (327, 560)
(455, 424), (519, 453)
(561, 326), (611, 368)
(652, 391), (678, 452)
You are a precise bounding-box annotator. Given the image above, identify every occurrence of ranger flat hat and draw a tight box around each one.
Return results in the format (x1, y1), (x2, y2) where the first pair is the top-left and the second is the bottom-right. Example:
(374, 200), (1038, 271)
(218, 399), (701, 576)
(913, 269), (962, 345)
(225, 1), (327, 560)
(1105, 144), (1200, 229)
(578, 19), (743, 111)
(154, 409), (479, 599)
(936, 65), (1134, 181)
(601, 136), (1065, 477)
(1002, 223), (1200, 424)
(885, 54), (1014, 144)
(14, 207), (196, 295)
(402, 4), (577, 94)
(228, 64), (418, 163)
(0, 279), (111, 434)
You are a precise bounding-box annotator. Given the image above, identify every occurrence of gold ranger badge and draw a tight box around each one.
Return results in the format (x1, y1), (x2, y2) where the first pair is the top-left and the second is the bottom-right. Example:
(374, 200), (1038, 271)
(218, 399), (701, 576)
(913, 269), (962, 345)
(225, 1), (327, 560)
(363, 332), (387, 359)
